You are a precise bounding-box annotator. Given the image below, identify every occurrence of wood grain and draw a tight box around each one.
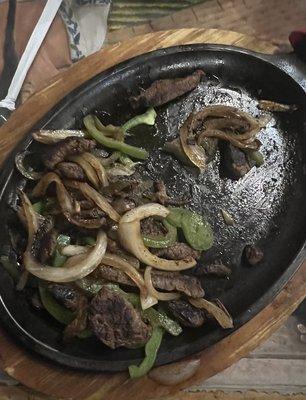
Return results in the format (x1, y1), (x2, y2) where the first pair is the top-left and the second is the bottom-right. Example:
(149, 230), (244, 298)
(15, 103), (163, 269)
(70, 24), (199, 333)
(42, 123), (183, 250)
(0, 29), (301, 400)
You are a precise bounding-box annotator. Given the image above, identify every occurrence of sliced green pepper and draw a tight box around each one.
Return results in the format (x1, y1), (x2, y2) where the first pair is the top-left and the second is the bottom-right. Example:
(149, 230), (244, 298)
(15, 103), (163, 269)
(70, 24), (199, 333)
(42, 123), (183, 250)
(39, 285), (75, 325)
(94, 117), (125, 141)
(167, 207), (214, 251)
(128, 326), (164, 379)
(77, 329), (93, 339)
(122, 108), (157, 132)
(143, 307), (182, 336)
(244, 149), (264, 167)
(76, 276), (104, 295)
(53, 234), (71, 267)
(142, 219), (177, 249)
(84, 115), (148, 160)
(82, 236), (96, 246)
(32, 198), (57, 215)
(166, 207), (185, 227)
(181, 210), (214, 251)
(32, 201), (44, 214)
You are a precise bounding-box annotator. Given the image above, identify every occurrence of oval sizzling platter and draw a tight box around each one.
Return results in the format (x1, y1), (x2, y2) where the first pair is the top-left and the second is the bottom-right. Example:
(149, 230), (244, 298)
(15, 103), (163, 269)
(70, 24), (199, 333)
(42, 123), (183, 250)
(0, 44), (305, 372)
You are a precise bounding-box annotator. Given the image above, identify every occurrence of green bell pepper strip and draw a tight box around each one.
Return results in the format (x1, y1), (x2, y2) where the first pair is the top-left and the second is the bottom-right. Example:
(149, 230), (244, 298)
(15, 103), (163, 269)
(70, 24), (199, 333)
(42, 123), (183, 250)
(143, 307), (182, 336)
(142, 219), (177, 249)
(128, 326), (164, 379)
(84, 115), (149, 160)
(77, 329), (93, 339)
(122, 108), (157, 132)
(244, 149), (264, 167)
(166, 207), (185, 227)
(32, 201), (44, 214)
(76, 276), (104, 295)
(39, 285), (93, 338)
(181, 210), (214, 251)
(167, 207), (214, 251)
(83, 236), (96, 246)
(39, 285), (75, 325)
(52, 234), (71, 267)
(94, 117), (125, 141)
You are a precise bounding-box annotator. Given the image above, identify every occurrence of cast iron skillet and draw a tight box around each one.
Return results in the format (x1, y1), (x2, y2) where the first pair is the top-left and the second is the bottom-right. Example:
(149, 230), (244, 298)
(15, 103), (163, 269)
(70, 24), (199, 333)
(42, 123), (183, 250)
(0, 44), (305, 372)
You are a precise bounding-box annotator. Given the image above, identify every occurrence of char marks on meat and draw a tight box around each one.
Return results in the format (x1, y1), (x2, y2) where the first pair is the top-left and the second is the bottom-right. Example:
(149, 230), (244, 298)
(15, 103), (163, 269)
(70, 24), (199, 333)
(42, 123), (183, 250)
(66, 213), (107, 229)
(98, 265), (204, 298)
(150, 180), (188, 206)
(130, 69), (205, 109)
(150, 270), (204, 298)
(201, 262), (232, 277)
(48, 284), (89, 340)
(43, 138), (95, 169)
(141, 217), (167, 237)
(31, 216), (55, 262)
(64, 296), (88, 341)
(152, 242), (201, 260)
(89, 286), (151, 349)
(167, 300), (206, 328)
(56, 162), (86, 181)
(112, 198), (135, 215)
(48, 283), (84, 311)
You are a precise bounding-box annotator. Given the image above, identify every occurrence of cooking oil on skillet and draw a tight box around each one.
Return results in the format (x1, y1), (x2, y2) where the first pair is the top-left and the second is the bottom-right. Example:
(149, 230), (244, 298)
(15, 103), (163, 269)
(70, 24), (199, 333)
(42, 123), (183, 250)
(129, 76), (300, 302)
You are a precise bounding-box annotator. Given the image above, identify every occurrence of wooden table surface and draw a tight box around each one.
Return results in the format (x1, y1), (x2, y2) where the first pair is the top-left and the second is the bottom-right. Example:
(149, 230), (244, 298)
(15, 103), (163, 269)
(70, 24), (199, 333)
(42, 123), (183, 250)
(0, 28), (305, 400)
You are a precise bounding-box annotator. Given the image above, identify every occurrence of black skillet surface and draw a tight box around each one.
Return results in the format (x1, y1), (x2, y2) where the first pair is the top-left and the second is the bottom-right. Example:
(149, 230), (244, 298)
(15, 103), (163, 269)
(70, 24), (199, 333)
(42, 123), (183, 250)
(0, 44), (306, 372)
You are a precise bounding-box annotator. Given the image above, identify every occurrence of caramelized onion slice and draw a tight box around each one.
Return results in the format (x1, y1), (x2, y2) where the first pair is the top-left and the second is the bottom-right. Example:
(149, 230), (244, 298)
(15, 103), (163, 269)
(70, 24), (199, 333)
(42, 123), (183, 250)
(78, 182), (120, 222)
(21, 192), (107, 282)
(32, 172), (75, 214)
(189, 297), (233, 329)
(102, 253), (147, 296)
(118, 204), (196, 271)
(180, 114), (207, 170)
(81, 152), (109, 187)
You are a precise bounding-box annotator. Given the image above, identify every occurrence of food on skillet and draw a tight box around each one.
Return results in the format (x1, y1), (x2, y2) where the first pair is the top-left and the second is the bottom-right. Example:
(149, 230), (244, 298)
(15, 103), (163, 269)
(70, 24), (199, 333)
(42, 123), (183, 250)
(2, 69), (277, 378)
(258, 100), (298, 112)
(130, 69), (205, 109)
(164, 104), (268, 176)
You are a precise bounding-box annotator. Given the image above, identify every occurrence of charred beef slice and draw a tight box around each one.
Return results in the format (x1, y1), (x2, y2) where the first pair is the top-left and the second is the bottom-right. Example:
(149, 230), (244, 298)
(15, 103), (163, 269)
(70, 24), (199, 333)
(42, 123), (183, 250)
(31, 216), (55, 262)
(130, 69), (205, 108)
(167, 300), (206, 328)
(140, 217), (167, 237)
(152, 243), (201, 260)
(55, 161), (86, 181)
(89, 286), (151, 349)
(98, 265), (204, 298)
(48, 284), (84, 311)
(200, 262), (232, 277)
(43, 138), (95, 169)
(219, 141), (250, 180)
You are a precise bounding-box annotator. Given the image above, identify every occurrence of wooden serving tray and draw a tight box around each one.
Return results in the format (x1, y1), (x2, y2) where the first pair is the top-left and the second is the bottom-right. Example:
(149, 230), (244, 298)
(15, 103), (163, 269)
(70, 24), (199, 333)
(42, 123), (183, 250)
(0, 29), (305, 400)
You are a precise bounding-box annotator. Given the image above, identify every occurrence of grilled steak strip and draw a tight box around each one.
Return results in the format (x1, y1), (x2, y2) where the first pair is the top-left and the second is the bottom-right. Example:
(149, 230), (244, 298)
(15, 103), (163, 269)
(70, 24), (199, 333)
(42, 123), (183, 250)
(130, 69), (205, 109)
(152, 242), (201, 260)
(98, 265), (204, 298)
(43, 138), (95, 169)
(89, 286), (151, 349)
(167, 299), (206, 328)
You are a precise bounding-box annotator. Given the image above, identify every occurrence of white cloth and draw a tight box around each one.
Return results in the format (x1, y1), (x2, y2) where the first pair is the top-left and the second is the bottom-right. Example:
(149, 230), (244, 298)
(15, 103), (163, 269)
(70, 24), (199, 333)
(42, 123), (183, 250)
(0, 0), (111, 62)
(59, 0), (111, 61)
